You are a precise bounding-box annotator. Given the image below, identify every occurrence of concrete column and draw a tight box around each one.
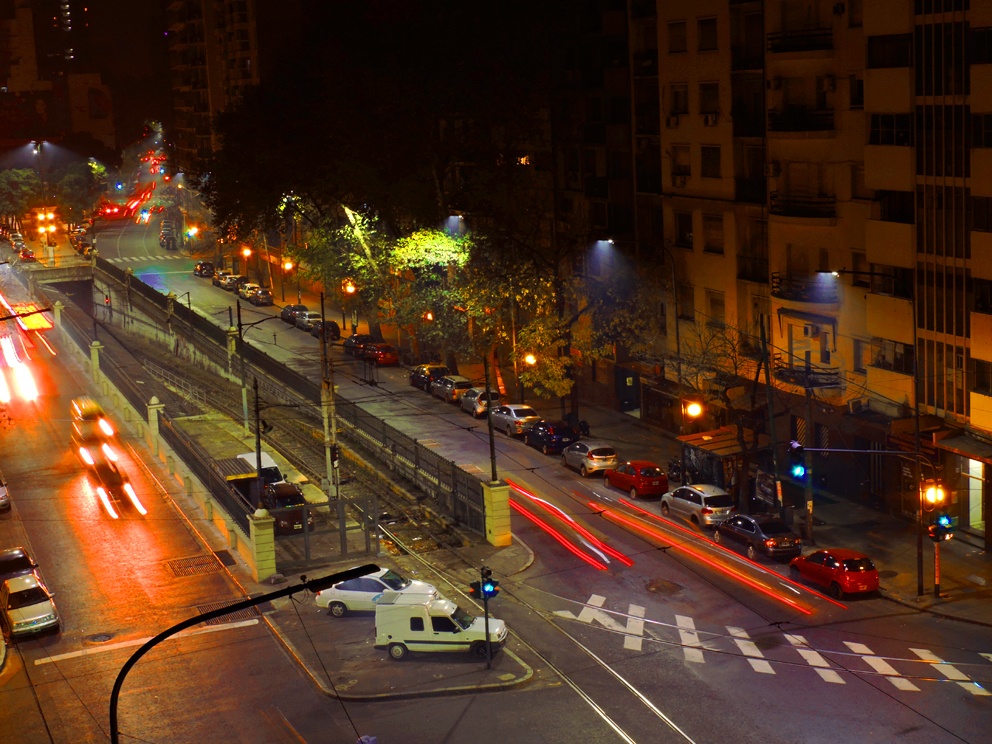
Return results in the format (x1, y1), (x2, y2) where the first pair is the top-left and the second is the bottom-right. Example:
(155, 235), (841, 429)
(147, 396), (164, 457)
(482, 481), (512, 547)
(89, 340), (103, 382)
(53, 300), (64, 328)
(249, 509), (277, 582)
(227, 326), (239, 375)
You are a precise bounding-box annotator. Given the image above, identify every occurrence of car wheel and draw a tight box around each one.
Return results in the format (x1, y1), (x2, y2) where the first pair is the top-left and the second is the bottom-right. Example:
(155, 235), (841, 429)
(661, 502), (670, 516)
(388, 643), (408, 661)
(630, 487), (638, 500)
(580, 465), (590, 478)
(471, 641), (488, 658)
(561, 454), (568, 469)
(542, 444), (551, 456)
(328, 601), (347, 618)
(713, 529), (722, 543)
(830, 582), (844, 600)
(506, 425), (514, 437)
(789, 566), (801, 582)
(690, 515), (700, 527)
(746, 544), (758, 561)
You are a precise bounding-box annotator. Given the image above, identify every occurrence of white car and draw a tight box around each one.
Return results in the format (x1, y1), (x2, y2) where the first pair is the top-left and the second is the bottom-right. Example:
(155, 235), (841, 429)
(314, 566), (439, 617)
(1, 574), (60, 637)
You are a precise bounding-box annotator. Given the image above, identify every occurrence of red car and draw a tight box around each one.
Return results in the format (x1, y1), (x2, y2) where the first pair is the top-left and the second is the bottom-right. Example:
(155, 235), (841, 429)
(603, 460), (668, 499)
(789, 548), (879, 599)
(363, 343), (399, 366)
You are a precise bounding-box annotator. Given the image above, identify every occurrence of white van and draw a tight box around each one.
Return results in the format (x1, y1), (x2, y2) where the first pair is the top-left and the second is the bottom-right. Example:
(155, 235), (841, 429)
(237, 452), (285, 486)
(374, 592), (508, 660)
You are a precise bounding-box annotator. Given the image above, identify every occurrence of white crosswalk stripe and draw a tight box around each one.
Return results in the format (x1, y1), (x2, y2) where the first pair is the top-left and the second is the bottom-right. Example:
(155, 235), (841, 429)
(911, 648), (991, 695)
(728, 627), (774, 674)
(107, 255), (186, 263)
(675, 615), (705, 663)
(785, 633), (845, 684)
(844, 641), (919, 691)
(624, 605), (645, 651)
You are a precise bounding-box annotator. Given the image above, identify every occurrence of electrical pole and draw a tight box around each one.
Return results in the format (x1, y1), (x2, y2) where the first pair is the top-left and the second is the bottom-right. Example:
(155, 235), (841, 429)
(804, 360), (815, 546)
(759, 323), (784, 519)
(237, 301), (249, 435)
(253, 377), (263, 505)
(483, 353), (498, 483)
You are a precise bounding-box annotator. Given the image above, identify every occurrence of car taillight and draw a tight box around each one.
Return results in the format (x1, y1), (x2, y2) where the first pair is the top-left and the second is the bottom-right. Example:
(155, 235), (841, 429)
(764, 539), (775, 548)
(700, 507), (713, 514)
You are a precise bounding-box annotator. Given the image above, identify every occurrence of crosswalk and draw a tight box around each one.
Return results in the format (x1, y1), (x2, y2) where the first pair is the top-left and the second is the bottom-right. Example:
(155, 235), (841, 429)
(555, 594), (992, 696)
(105, 255), (188, 264)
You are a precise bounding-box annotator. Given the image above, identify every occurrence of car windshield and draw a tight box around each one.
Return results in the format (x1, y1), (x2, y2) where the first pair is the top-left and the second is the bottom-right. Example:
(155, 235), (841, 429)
(590, 448), (617, 458)
(451, 605), (475, 630)
(271, 491), (304, 508)
(704, 493), (735, 508)
(514, 407), (538, 418)
(843, 557), (876, 572)
(379, 569), (412, 591)
(8, 587), (49, 609)
(480, 392), (500, 402)
(639, 466), (663, 477)
(0, 556), (32, 575)
(455, 381), (472, 389)
(759, 520), (793, 535)
(259, 467), (282, 485)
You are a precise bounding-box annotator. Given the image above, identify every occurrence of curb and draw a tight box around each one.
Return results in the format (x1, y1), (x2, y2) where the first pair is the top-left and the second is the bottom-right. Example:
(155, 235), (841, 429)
(879, 590), (992, 628)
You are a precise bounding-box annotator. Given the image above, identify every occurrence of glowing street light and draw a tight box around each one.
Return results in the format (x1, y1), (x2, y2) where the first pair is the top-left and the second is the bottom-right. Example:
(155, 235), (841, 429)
(281, 260), (294, 302)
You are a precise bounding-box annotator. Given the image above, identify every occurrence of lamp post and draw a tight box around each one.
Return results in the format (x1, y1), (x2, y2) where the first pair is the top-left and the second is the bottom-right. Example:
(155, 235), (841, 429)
(282, 260), (293, 302)
(32, 141), (47, 205)
(241, 246), (252, 279)
(519, 353), (536, 403)
(236, 300), (285, 434)
(680, 399), (703, 484)
(343, 279), (356, 332)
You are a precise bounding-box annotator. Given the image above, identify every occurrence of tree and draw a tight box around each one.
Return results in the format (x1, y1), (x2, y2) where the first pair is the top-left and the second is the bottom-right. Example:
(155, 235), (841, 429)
(0, 169), (42, 228)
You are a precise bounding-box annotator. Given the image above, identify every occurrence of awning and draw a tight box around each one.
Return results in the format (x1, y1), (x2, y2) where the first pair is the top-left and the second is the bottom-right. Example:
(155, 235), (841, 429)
(677, 426), (771, 457)
(936, 433), (992, 464)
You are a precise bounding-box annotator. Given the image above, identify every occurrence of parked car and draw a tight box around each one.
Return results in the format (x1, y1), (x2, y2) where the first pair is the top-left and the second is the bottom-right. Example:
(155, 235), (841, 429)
(260, 483), (314, 535)
(409, 363), (449, 391)
(295, 311), (323, 332)
(0, 547), (40, 584)
(18, 248), (36, 262)
(249, 287), (274, 306)
(0, 473), (9, 512)
(789, 549), (880, 599)
(212, 270), (233, 287)
(314, 565), (439, 617)
(342, 333), (374, 357)
(561, 440), (619, 477)
(310, 319), (341, 341)
(363, 343), (400, 366)
(280, 304), (308, 323)
(1, 574), (60, 637)
(714, 514), (802, 560)
(524, 420), (581, 455)
(220, 274), (241, 291)
(603, 460), (668, 499)
(431, 375), (473, 402)
(490, 404), (541, 437)
(459, 387), (501, 418)
(660, 484), (736, 529)
(233, 276), (252, 291)
(238, 282), (261, 300)
(193, 261), (214, 277)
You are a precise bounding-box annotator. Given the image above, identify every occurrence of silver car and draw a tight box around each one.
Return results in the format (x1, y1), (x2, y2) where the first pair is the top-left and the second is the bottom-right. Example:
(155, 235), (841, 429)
(561, 440), (619, 477)
(430, 375), (473, 402)
(660, 483), (736, 529)
(460, 387), (502, 418)
(489, 404), (541, 437)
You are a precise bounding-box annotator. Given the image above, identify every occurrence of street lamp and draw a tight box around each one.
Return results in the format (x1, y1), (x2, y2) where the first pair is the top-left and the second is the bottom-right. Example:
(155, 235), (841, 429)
(32, 141), (47, 204)
(282, 261), (293, 302)
(518, 353), (537, 403)
(343, 279), (356, 332)
(679, 399), (703, 484)
(241, 247), (252, 278)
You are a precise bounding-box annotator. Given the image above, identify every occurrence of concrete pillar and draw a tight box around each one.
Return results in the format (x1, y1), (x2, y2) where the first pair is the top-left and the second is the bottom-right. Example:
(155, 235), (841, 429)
(249, 509), (277, 582)
(147, 396), (164, 457)
(53, 300), (64, 328)
(89, 340), (103, 382)
(482, 481), (512, 547)
(227, 326), (239, 375)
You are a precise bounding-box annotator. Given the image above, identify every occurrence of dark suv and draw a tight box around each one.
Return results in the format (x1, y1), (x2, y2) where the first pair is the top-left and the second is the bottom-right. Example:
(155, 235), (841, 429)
(409, 364), (450, 391)
(261, 483), (315, 535)
(280, 304), (308, 323)
(524, 420), (581, 455)
(194, 261), (214, 277)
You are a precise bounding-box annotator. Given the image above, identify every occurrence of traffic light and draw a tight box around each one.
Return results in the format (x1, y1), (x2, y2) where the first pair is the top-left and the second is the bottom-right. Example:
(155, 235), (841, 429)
(469, 580), (483, 600)
(331, 444), (340, 469)
(928, 511), (954, 542)
(480, 566), (500, 600)
(788, 440), (806, 479)
(104, 295), (111, 308)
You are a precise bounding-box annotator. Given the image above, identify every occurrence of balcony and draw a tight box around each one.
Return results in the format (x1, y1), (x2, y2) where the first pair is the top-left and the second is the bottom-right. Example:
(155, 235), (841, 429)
(737, 254), (769, 283)
(735, 177), (766, 204)
(768, 108), (834, 133)
(767, 28), (833, 54)
(770, 192), (836, 219)
(771, 273), (839, 304)
(773, 355), (841, 388)
(731, 47), (763, 71)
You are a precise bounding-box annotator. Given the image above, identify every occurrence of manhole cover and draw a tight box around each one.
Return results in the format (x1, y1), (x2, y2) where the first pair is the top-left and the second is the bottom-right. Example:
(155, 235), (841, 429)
(86, 633), (114, 643)
(646, 578), (682, 596)
(168, 555), (222, 577)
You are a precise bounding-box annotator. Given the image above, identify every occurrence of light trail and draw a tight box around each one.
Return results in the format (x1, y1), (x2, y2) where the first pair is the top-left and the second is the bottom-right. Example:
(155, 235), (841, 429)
(509, 497), (608, 570)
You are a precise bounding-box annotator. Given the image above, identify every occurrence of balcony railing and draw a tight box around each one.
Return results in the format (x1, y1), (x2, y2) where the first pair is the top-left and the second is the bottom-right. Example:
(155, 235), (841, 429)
(768, 108), (834, 132)
(771, 272), (839, 304)
(773, 355), (841, 388)
(767, 28), (833, 53)
(770, 192), (837, 218)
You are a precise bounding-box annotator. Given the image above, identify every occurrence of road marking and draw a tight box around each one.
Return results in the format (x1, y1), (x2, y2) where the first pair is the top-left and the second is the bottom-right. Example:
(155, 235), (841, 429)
(556, 595), (646, 651)
(34, 618), (259, 665)
(728, 627), (774, 674)
(844, 641), (919, 691)
(785, 634), (844, 684)
(911, 648), (991, 695)
(675, 615), (704, 664)
(981, 653), (992, 664)
(625, 605), (645, 652)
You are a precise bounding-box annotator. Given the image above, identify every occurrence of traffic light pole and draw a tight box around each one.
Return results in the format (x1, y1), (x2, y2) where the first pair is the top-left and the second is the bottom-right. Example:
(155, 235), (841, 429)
(934, 541), (942, 599)
(804, 371), (815, 546)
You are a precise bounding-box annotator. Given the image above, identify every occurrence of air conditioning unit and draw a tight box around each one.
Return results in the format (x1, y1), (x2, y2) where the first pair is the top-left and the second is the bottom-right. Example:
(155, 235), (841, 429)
(763, 161), (781, 177)
(672, 174), (688, 188)
(819, 75), (836, 93)
(767, 77), (781, 91)
(703, 113), (718, 127)
(803, 323), (820, 338)
(666, 114), (680, 128)
(848, 397), (869, 414)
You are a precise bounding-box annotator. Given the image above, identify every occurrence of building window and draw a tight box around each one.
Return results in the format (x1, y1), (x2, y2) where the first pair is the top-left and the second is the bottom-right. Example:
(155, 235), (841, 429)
(970, 197), (992, 232)
(670, 83), (689, 114)
(699, 82), (719, 114)
(871, 338), (915, 375)
(672, 144), (691, 176)
(702, 214), (724, 254)
(674, 211), (693, 247)
(853, 339), (868, 373)
(851, 251), (871, 287)
(973, 28), (992, 64)
(706, 290), (726, 327)
(668, 21), (687, 53)
(698, 17), (717, 51)
(972, 114), (992, 147)
(701, 146), (721, 178)
(677, 284), (695, 320)
(973, 359), (992, 395)
(852, 164), (872, 200)
(975, 279), (992, 314)
(866, 34), (912, 68)
(868, 113), (913, 146)
(850, 76), (864, 109)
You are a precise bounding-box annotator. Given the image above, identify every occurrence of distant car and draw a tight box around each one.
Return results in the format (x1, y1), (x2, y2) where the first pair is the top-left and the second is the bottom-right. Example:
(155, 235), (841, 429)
(490, 404), (541, 437)
(342, 333), (374, 357)
(431, 375), (473, 402)
(295, 311), (323, 332)
(660, 484), (736, 529)
(524, 420), (580, 455)
(212, 270), (233, 287)
(233, 276), (252, 290)
(789, 549), (880, 599)
(0, 547), (40, 584)
(459, 387), (501, 418)
(715, 514), (802, 560)
(314, 566), (439, 617)
(603, 461), (668, 499)
(70, 396), (115, 445)
(89, 458), (141, 514)
(260, 483), (314, 535)
(310, 319), (341, 341)
(409, 363), (449, 391)
(18, 248), (36, 262)
(193, 261), (214, 277)
(220, 274), (241, 291)
(1, 574), (60, 637)
(238, 282), (261, 300)
(280, 304), (308, 323)
(0, 474), (9, 512)
(249, 287), (274, 306)
(561, 440), (619, 477)
(363, 343), (400, 366)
